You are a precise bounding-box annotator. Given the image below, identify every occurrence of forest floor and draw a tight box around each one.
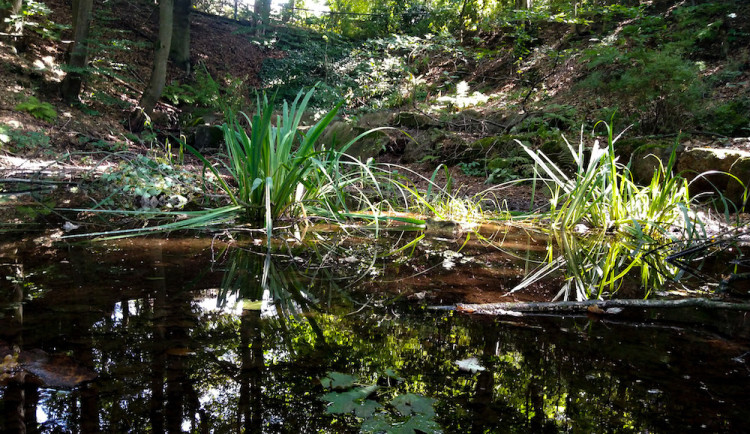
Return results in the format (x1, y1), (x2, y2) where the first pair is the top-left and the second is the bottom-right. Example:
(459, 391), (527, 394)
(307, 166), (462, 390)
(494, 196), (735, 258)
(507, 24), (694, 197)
(1, 0), (750, 216)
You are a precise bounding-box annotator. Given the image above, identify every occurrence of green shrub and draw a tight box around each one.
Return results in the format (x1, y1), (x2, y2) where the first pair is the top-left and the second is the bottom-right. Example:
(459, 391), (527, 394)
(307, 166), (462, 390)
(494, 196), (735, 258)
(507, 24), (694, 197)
(99, 155), (202, 209)
(14, 97), (57, 122)
(261, 32), (466, 111)
(699, 100), (750, 136)
(579, 47), (703, 133)
(0, 125), (51, 152)
(163, 65), (221, 108)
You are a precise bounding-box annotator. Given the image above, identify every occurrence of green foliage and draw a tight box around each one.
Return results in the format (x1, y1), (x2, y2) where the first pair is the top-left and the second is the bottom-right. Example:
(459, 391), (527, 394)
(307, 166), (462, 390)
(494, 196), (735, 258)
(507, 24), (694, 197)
(485, 167), (519, 184)
(163, 65), (222, 108)
(14, 97), (57, 122)
(3, 0), (69, 40)
(261, 32), (465, 111)
(99, 155), (202, 209)
(69, 89), (427, 240)
(457, 160), (483, 177)
(260, 31), (353, 108)
(486, 152), (534, 184)
(458, 151), (533, 185)
(321, 371), (441, 433)
(698, 100), (750, 136)
(320, 372), (358, 390)
(186, 87), (424, 235)
(579, 46), (703, 133)
(0, 125), (51, 153)
(190, 88), (347, 228)
(519, 123), (698, 237)
(515, 229), (683, 301)
(77, 136), (127, 152)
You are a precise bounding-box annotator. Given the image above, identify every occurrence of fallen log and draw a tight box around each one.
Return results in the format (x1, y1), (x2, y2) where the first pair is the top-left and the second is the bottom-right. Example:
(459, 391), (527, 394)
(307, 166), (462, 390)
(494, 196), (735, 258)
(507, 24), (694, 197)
(433, 298), (750, 316)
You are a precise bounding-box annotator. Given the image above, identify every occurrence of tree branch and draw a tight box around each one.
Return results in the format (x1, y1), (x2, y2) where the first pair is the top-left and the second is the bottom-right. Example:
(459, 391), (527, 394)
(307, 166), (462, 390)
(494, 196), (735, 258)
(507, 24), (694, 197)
(433, 298), (750, 316)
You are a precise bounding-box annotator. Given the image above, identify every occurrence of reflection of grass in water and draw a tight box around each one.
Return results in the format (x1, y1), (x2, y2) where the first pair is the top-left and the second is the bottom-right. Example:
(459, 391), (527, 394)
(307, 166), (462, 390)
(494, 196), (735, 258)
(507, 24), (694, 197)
(551, 231), (680, 301)
(217, 247), (317, 317)
(502, 222), (693, 301)
(510, 122), (741, 300)
(513, 227), (748, 301)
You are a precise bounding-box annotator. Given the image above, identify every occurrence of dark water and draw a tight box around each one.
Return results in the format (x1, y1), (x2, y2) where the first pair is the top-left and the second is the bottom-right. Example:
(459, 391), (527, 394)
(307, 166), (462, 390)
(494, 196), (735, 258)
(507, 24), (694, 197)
(1, 229), (749, 433)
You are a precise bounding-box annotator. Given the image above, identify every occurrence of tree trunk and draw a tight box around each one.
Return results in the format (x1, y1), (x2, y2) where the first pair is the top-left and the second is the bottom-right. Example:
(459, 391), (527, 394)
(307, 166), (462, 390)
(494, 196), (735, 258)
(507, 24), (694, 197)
(170, 0), (191, 74)
(61, 0), (94, 103)
(253, 0), (271, 35)
(0, 0), (23, 35)
(131, 0), (174, 132)
(281, 0), (294, 23)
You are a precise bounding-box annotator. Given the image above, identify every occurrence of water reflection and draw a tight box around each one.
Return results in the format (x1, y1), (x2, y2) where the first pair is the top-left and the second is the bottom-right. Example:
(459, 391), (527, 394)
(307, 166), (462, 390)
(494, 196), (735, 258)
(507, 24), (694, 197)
(0, 234), (749, 432)
(509, 228), (750, 301)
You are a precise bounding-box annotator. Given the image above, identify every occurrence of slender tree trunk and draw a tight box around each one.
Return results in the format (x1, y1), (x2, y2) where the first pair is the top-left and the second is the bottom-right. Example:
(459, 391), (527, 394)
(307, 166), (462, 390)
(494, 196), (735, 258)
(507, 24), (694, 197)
(253, 0), (271, 35)
(281, 0), (294, 23)
(131, 0), (174, 132)
(61, 0), (94, 103)
(0, 0), (23, 34)
(170, 0), (191, 74)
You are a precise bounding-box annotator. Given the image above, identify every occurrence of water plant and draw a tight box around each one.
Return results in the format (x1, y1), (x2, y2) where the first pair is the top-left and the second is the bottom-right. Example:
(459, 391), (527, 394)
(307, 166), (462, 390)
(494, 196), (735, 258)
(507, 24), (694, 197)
(66, 87), (424, 240)
(507, 123), (721, 300)
(320, 371), (441, 433)
(518, 123), (698, 238)
(189, 87), (429, 235)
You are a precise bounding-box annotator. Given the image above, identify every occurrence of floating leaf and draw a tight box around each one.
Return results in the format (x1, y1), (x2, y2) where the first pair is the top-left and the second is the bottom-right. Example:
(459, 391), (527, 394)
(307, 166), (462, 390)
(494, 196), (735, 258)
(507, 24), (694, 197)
(322, 385), (379, 414)
(354, 399), (382, 418)
(361, 414), (393, 432)
(390, 393), (436, 417)
(320, 371), (357, 390)
(362, 413), (443, 434)
(383, 368), (403, 381)
(398, 414), (443, 433)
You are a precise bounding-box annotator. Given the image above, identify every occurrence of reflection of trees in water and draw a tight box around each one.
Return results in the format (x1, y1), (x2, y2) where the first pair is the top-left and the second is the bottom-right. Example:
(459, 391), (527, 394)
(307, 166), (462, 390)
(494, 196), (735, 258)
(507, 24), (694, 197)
(2, 241), (749, 432)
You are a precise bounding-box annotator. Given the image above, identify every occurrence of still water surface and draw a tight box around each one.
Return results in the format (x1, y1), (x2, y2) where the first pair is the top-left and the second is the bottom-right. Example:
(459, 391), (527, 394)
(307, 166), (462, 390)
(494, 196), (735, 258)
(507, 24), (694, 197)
(1, 230), (749, 432)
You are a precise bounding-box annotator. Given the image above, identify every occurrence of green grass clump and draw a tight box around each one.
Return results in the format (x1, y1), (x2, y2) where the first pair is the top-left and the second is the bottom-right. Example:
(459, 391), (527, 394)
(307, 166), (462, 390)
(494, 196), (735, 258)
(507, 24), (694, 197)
(68, 87), (425, 240)
(189, 87), (362, 234)
(14, 97), (57, 122)
(519, 122), (698, 239)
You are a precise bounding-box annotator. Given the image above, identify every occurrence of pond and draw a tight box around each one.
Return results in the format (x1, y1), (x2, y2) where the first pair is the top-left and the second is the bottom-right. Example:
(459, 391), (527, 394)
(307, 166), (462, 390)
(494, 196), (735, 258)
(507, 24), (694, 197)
(1, 227), (749, 432)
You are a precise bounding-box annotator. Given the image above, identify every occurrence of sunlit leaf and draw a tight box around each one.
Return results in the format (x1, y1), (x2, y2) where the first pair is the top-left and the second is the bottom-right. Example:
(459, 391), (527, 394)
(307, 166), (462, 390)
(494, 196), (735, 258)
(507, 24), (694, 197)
(361, 414), (393, 432)
(242, 300), (263, 310)
(398, 414), (443, 434)
(383, 369), (403, 381)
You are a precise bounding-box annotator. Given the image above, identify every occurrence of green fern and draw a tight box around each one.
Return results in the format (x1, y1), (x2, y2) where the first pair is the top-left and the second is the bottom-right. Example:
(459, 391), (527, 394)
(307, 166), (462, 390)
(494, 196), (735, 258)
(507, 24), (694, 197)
(15, 97), (57, 122)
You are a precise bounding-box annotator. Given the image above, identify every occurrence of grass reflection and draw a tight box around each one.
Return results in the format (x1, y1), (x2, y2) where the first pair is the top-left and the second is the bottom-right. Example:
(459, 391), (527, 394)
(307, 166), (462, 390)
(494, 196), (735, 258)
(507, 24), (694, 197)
(217, 247), (318, 317)
(514, 230), (684, 301)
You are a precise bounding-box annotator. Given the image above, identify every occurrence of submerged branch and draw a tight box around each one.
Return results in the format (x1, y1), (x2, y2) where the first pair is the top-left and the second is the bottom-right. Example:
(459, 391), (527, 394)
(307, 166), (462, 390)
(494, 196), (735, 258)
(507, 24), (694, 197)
(435, 298), (750, 316)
